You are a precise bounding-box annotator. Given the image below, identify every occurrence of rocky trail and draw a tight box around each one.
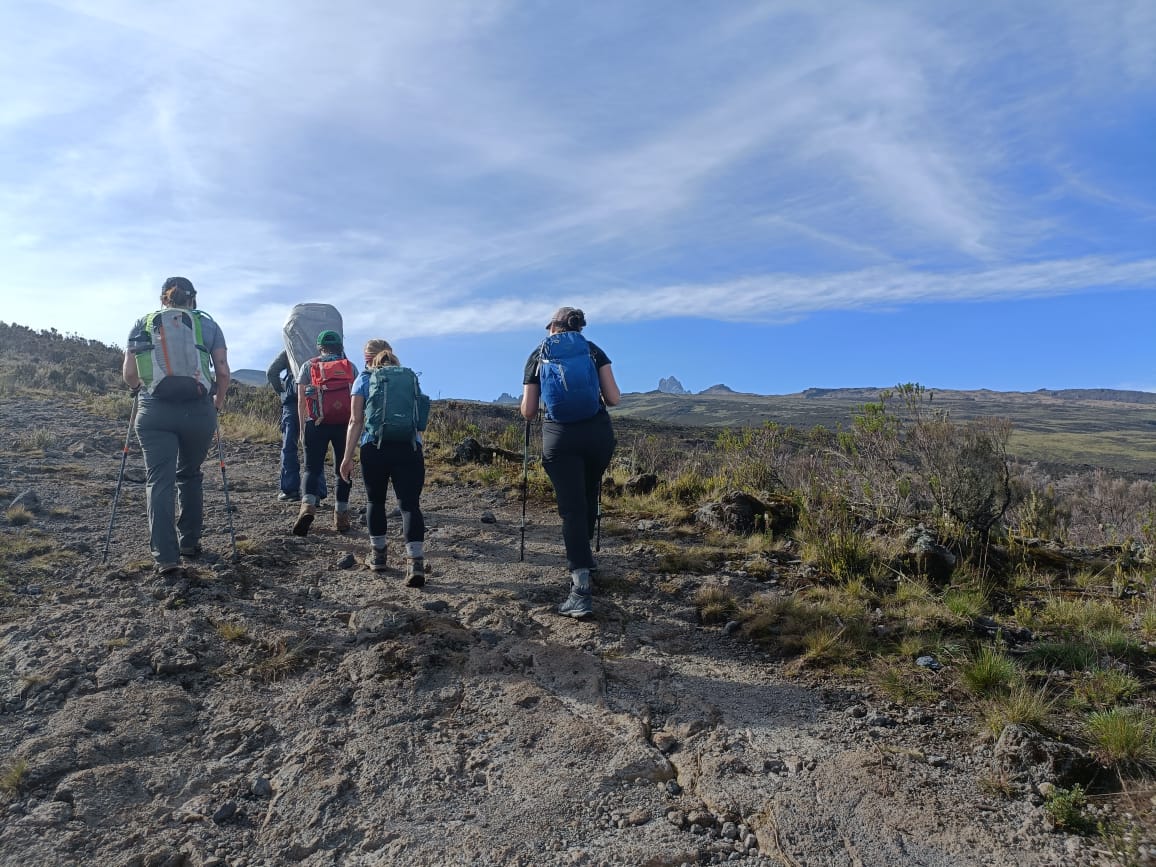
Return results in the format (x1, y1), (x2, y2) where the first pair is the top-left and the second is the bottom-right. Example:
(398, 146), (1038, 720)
(0, 397), (1120, 866)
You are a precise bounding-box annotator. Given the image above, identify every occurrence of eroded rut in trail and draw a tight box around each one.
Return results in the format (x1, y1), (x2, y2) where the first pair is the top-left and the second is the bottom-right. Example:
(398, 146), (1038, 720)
(0, 397), (1109, 866)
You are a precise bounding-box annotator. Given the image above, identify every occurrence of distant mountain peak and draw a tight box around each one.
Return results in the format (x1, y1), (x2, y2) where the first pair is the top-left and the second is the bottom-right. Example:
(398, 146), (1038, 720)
(493, 392), (519, 405)
(699, 383), (735, 394)
(658, 376), (687, 395)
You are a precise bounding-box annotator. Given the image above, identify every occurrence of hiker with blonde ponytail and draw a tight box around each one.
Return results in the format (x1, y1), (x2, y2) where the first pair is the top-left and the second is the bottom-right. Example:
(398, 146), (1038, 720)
(340, 339), (430, 585)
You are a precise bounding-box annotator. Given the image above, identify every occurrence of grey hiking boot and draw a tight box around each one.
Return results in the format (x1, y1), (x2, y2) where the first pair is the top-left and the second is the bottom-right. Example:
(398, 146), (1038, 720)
(558, 568), (592, 618)
(366, 547), (388, 572)
(154, 562), (183, 580)
(558, 587), (593, 618)
(405, 557), (425, 588)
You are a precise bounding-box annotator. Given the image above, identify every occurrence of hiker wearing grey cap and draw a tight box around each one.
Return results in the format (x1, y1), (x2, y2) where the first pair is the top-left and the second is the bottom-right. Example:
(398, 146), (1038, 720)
(521, 306), (621, 618)
(121, 277), (230, 577)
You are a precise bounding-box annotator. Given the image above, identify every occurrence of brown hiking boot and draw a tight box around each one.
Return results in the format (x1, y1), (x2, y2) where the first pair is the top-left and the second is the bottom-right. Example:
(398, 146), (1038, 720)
(292, 503), (316, 536)
(335, 510), (351, 533)
(405, 558), (425, 588)
(366, 547), (388, 572)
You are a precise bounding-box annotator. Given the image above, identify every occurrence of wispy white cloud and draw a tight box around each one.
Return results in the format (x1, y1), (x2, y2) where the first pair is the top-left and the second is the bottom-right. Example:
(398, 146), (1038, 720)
(0, 0), (1152, 379)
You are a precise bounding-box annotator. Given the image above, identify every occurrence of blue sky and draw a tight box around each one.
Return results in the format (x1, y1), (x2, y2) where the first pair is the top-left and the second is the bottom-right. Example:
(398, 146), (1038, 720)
(2, 1), (1154, 399)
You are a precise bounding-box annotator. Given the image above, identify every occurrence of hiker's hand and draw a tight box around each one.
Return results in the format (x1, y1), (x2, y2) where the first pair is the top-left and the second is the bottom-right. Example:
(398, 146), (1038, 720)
(213, 392), (226, 412)
(339, 458), (354, 483)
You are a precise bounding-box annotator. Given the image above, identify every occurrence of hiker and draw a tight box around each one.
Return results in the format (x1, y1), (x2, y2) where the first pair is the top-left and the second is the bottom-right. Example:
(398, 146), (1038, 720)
(265, 349), (325, 503)
(339, 339), (430, 587)
(121, 276), (230, 576)
(293, 330), (356, 535)
(521, 307), (620, 617)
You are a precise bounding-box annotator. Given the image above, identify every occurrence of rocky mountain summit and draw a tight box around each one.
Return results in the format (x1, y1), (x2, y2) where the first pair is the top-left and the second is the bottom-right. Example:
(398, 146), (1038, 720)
(0, 392), (1144, 866)
(658, 377), (688, 396)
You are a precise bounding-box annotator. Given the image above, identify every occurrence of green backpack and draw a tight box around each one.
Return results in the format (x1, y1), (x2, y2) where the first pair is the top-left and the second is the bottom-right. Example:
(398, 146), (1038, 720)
(364, 366), (430, 446)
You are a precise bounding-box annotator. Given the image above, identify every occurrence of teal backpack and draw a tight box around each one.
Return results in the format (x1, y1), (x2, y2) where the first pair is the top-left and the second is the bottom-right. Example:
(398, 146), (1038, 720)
(364, 366), (430, 446)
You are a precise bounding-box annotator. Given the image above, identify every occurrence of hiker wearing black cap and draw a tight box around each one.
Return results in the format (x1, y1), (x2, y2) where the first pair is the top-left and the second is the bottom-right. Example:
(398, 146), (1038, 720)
(293, 330), (357, 536)
(521, 306), (621, 618)
(121, 277), (230, 577)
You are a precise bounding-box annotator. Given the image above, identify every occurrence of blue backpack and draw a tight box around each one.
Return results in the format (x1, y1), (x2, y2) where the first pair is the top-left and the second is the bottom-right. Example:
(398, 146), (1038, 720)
(537, 331), (601, 422)
(364, 366), (430, 446)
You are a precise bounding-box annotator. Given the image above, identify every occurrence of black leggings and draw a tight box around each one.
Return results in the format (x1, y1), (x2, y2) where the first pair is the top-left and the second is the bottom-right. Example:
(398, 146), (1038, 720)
(541, 413), (615, 571)
(360, 440), (425, 544)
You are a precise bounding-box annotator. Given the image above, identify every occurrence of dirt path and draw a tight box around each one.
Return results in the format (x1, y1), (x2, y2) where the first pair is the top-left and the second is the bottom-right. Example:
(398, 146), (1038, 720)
(0, 397), (1107, 866)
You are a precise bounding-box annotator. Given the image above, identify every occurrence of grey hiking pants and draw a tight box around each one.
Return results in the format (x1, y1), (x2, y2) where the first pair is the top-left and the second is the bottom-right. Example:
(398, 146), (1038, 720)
(134, 396), (217, 565)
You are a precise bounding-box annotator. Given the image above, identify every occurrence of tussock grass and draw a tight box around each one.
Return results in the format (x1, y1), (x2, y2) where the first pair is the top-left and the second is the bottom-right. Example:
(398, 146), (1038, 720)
(1037, 597), (1125, 632)
(0, 759), (28, 795)
(252, 635), (316, 683)
(14, 428), (54, 453)
(961, 646), (1018, 696)
(220, 411), (278, 444)
(1088, 627), (1144, 661)
(981, 683), (1055, 734)
(214, 621), (249, 643)
(1069, 669), (1142, 710)
(1084, 707), (1156, 769)
(942, 586), (988, 620)
(1140, 604), (1156, 641)
(655, 541), (722, 574)
(872, 660), (939, 705)
(1022, 641), (1099, 672)
(694, 586), (737, 625)
(5, 506), (32, 526)
(798, 624), (856, 668)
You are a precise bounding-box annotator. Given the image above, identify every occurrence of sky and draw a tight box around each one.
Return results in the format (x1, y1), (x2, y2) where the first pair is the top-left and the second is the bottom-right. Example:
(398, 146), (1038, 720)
(1, 0), (1154, 400)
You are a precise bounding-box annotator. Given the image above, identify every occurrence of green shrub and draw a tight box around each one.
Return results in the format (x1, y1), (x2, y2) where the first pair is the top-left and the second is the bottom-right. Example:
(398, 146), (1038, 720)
(1043, 785), (1091, 832)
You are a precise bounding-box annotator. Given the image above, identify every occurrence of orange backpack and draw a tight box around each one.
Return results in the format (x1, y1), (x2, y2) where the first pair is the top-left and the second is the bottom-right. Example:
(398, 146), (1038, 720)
(306, 357), (355, 424)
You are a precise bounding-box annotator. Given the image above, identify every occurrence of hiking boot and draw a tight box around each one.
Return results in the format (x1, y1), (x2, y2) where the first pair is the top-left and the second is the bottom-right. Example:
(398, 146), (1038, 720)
(292, 503), (316, 536)
(366, 547), (388, 572)
(335, 510), (352, 533)
(558, 588), (593, 618)
(154, 562), (183, 579)
(179, 544), (203, 560)
(405, 558), (425, 588)
(278, 491), (301, 502)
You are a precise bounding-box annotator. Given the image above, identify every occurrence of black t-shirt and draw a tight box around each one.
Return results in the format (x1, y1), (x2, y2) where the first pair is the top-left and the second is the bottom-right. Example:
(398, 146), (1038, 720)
(523, 338), (611, 386)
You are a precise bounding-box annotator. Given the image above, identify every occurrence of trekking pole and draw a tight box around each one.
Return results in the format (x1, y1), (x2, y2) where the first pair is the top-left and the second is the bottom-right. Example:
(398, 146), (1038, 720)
(519, 418), (530, 562)
(214, 414), (239, 563)
(102, 391), (140, 564)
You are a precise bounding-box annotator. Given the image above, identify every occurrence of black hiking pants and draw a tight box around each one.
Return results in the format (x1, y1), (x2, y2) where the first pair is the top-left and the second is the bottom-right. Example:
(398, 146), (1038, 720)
(541, 412), (615, 572)
(359, 440), (426, 544)
(303, 421), (352, 506)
